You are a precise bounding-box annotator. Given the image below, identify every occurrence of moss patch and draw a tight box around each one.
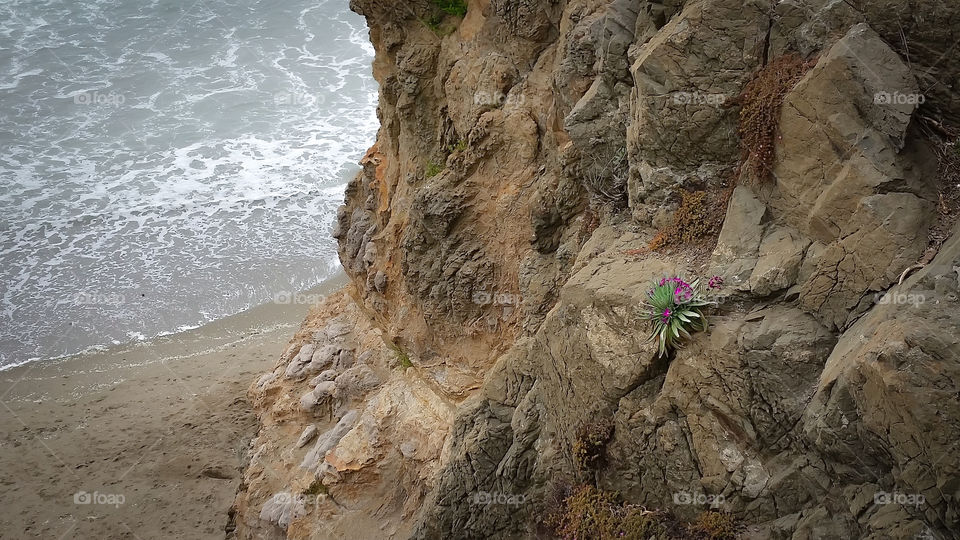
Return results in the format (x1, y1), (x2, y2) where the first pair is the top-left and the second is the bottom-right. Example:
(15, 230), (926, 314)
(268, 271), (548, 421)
(303, 479), (328, 497)
(423, 0), (467, 34)
(392, 345), (413, 370)
(447, 139), (468, 153)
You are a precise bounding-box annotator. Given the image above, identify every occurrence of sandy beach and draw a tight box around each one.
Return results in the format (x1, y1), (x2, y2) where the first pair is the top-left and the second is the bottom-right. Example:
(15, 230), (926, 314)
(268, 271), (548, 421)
(0, 274), (347, 540)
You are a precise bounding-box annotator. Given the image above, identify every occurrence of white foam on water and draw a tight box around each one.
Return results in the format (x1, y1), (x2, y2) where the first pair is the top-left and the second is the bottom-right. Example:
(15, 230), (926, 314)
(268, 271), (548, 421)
(0, 0), (379, 369)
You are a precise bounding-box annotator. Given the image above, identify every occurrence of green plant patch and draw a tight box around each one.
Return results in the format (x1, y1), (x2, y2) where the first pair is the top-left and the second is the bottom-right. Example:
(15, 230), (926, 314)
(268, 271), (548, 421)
(303, 479), (328, 497)
(448, 139), (467, 153)
(691, 511), (738, 540)
(547, 485), (741, 540)
(643, 276), (722, 358)
(393, 345), (413, 370)
(425, 160), (444, 178)
(431, 0), (468, 17)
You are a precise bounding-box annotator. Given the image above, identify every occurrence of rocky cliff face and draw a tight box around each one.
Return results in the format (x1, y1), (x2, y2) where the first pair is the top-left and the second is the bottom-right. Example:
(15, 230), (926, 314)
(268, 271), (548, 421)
(232, 1), (960, 538)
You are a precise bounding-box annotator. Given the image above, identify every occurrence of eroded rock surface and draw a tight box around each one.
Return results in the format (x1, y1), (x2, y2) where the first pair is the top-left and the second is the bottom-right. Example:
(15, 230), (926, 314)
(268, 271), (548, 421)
(234, 0), (960, 538)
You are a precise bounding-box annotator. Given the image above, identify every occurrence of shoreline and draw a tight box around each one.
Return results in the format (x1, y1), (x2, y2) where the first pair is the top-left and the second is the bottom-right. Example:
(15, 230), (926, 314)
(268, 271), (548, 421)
(0, 272), (348, 539)
(0, 266), (350, 375)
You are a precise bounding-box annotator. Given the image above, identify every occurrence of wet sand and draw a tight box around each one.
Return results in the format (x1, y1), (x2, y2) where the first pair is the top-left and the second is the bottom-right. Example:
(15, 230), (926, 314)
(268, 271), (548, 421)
(0, 274), (347, 539)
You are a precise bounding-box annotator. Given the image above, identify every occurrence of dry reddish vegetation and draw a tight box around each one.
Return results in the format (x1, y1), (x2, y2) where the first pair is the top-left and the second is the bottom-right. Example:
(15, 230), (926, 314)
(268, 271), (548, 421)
(572, 419), (614, 471)
(931, 137), (960, 250)
(649, 187), (733, 251)
(731, 54), (816, 182)
(545, 484), (739, 540)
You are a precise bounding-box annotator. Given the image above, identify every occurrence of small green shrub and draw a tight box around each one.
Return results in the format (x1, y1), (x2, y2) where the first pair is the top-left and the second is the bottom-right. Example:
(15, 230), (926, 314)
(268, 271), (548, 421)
(425, 160), (444, 178)
(392, 345), (413, 370)
(643, 276), (720, 357)
(424, 15), (455, 35)
(548, 485), (621, 539)
(431, 0), (468, 17)
(620, 507), (672, 540)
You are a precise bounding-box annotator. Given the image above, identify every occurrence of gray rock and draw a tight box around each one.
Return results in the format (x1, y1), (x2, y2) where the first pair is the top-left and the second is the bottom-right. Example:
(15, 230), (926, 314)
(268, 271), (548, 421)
(333, 364), (382, 399)
(748, 226), (810, 296)
(259, 491), (304, 529)
(333, 348), (355, 372)
(284, 343), (317, 379)
(799, 223), (960, 536)
(300, 382), (335, 414)
(295, 425), (318, 449)
(712, 186), (768, 287)
(799, 192), (932, 329)
(313, 381), (336, 398)
(296, 343), (316, 360)
(254, 372), (277, 390)
(856, 1), (960, 125)
(309, 369), (339, 387)
(558, 0), (640, 206)
(356, 350), (373, 365)
(306, 344), (341, 374)
(760, 24), (937, 328)
(322, 320), (352, 341)
(298, 390), (319, 412)
(627, 0), (769, 209)
(362, 241), (377, 266)
(313, 2), (960, 540)
(300, 410), (359, 471)
(373, 271), (388, 292)
(338, 207), (374, 274)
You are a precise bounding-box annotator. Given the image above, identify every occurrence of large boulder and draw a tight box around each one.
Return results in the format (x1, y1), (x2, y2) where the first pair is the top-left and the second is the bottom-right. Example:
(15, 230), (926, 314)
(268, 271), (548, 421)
(800, 222), (960, 536)
(627, 0), (771, 211)
(767, 24), (936, 328)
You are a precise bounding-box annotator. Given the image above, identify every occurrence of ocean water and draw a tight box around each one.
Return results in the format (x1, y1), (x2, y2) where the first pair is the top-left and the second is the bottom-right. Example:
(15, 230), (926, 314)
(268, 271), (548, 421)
(0, 0), (378, 369)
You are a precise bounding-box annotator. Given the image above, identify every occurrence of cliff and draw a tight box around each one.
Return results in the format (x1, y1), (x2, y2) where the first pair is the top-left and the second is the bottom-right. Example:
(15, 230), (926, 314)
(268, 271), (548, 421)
(231, 1), (960, 538)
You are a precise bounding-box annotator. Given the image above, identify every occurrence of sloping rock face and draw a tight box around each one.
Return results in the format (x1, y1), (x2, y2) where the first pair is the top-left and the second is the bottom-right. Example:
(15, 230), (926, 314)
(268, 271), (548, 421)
(234, 1), (960, 539)
(231, 292), (459, 540)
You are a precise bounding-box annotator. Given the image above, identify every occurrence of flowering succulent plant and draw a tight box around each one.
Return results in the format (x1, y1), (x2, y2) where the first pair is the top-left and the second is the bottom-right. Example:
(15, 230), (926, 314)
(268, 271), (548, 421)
(644, 276), (720, 357)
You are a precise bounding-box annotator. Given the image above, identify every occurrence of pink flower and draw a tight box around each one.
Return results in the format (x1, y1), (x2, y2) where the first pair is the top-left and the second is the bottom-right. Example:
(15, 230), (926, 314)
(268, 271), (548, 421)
(661, 308), (672, 323)
(670, 280), (694, 303)
(660, 276), (691, 289)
